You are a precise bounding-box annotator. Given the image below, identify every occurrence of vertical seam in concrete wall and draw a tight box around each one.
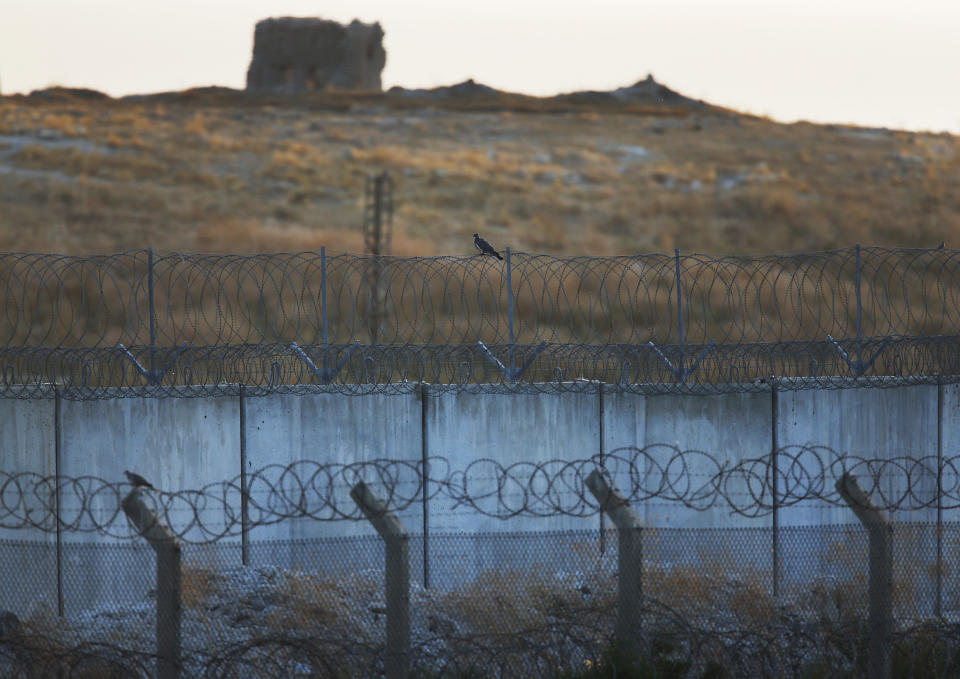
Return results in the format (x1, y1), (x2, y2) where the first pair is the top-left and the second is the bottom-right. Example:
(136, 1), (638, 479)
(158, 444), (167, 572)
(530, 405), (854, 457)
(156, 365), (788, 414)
(421, 385), (430, 589)
(598, 386), (606, 555)
(771, 384), (779, 599)
(54, 386), (64, 617)
(937, 378), (943, 617)
(240, 384), (249, 567)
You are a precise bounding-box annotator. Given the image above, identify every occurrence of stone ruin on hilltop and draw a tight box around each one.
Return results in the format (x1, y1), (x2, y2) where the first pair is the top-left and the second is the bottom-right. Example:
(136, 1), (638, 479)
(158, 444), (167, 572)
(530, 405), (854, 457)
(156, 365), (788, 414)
(246, 17), (386, 92)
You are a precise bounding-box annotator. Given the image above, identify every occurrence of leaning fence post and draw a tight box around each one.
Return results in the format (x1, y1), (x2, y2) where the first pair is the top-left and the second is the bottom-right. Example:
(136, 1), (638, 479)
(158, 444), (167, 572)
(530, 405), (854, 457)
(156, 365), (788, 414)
(122, 489), (181, 679)
(350, 481), (410, 679)
(585, 469), (642, 656)
(835, 473), (892, 679)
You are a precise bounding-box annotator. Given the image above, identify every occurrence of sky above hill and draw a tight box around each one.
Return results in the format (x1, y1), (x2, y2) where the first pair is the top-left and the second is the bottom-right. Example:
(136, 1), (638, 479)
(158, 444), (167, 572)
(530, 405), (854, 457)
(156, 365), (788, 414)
(2, 0), (959, 133)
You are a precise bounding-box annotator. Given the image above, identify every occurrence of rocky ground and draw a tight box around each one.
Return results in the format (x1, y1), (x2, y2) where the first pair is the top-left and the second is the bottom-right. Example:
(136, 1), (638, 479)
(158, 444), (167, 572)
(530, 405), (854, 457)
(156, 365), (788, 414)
(0, 556), (905, 678)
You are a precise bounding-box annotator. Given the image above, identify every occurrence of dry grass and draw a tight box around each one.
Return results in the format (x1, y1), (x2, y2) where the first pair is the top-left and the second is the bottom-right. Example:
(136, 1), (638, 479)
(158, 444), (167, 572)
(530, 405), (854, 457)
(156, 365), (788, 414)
(2, 89), (959, 357)
(0, 90), (957, 258)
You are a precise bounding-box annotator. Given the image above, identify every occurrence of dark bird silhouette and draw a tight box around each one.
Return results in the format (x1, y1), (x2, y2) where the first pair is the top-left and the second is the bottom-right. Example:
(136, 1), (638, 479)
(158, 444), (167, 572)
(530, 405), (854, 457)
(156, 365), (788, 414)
(473, 233), (504, 260)
(124, 470), (154, 490)
(938, 241), (945, 249)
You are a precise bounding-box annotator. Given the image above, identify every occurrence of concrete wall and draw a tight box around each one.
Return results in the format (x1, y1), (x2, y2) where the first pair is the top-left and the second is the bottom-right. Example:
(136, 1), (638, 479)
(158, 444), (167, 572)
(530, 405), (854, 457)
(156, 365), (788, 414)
(0, 393), (57, 616)
(58, 396), (242, 612)
(603, 389), (773, 530)
(776, 386), (941, 614)
(0, 382), (953, 616)
(243, 391), (423, 546)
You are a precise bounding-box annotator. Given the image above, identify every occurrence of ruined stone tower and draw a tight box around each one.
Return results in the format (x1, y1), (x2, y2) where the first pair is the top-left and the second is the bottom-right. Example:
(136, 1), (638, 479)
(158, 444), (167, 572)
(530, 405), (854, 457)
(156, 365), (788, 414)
(246, 17), (386, 92)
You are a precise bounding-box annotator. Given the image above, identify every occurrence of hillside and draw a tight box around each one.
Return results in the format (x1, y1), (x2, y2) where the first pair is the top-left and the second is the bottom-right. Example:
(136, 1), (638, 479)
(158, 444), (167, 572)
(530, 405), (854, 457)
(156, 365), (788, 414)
(0, 77), (957, 257)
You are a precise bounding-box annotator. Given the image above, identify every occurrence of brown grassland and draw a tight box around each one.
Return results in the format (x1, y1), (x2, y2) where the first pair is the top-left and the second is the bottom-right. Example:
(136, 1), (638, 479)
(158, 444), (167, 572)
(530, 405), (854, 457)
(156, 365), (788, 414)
(1, 86), (958, 258)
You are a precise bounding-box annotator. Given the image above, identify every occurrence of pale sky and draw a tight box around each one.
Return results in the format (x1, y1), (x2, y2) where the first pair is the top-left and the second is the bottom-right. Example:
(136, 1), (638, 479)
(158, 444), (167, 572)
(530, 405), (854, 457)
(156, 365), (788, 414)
(2, 0), (959, 133)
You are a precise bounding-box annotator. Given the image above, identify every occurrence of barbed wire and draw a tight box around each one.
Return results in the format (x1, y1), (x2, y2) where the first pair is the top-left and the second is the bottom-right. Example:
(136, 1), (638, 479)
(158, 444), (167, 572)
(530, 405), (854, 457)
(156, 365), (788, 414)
(3, 602), (959, 678)
(2, 246), (960, 396)
(5, 246), (960, 346)
(1, 335), (959, 398)
(1, 445), (953, 543)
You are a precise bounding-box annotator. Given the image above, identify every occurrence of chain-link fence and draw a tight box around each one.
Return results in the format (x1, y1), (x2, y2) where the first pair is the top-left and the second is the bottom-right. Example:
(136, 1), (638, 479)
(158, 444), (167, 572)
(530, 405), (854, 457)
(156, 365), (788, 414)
(3, 446), (960, 677)
(3, 246), (960, 396)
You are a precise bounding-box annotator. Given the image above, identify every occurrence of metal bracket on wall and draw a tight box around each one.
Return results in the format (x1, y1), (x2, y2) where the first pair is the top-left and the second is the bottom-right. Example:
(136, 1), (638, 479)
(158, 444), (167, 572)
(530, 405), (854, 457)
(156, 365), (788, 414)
(826, 335), (892, 378)
(290, 341), (360, 384)
(116, 342), (188, 386)
(477, 340), (548, 383)
(645, 340), (716, 383)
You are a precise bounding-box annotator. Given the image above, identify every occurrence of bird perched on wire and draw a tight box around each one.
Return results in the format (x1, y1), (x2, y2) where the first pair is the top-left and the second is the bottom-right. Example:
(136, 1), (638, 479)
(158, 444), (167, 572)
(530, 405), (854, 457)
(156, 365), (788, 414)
(473, 233), (504, 260)
(124, 470), (155, 490)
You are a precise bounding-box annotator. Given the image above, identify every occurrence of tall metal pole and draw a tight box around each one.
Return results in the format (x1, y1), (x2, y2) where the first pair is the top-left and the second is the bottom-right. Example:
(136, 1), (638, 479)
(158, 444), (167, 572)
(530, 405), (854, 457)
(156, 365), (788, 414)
(937, 377), (944, 617)
(148, 246), (157, 380)
(855, 243), (863, 366)
(421, 384), (430, 589)
(363, 172), (393, 344)
(506, 247), (514, 370)
(674, 248), (684, 377)
(239, 384), (249, 567)
(771, 384), (780, 598)
(321, 246), (328, 375)
(54, 385), (64, 617)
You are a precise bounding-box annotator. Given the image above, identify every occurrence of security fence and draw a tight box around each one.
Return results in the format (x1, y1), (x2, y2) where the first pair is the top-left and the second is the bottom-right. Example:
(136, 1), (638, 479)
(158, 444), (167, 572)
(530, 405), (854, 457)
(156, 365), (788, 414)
(3, 446), (960, 677)
(3, 245), (960, 396)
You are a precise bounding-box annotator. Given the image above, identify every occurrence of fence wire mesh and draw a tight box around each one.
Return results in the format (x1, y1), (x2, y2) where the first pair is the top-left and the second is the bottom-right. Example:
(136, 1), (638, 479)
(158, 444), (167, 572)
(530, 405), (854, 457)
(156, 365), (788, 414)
(3, 246), (960, 397)
(3, 447), (960, 677)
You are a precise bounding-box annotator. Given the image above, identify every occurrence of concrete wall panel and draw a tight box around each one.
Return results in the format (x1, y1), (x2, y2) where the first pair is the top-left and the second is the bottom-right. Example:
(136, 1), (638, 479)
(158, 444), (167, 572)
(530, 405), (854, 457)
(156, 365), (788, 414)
(59, 396), (242, 540)
(243, 391), (422, 549)
(425, 390), (601, 535)
(0, 396), (57, 617)
(0, 382), (952, 616)
(603, 389), (774, 530)
(57, 396), (242, 613)
(776, 385), (938, 527)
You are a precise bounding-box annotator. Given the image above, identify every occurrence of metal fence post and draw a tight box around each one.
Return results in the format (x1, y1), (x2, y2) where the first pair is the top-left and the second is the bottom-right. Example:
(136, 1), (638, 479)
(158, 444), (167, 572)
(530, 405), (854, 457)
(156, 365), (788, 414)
(122, 489), (182, 679)
(855, 243), (863, 366)
(598, 386), (606, 555)
(937, 378), (944, 617)
(585, 469), (642, 657)
(835, 473), (892, 679)
(54, 385), (64, 617)
(321, 246), (328, 375)
(674, 248), (684, 377)
(506, 246), (514, 370)
(420, 384), (430, 589)
(147, 246), (157, 380)
(350, 481), (410, 679)
(239, 383), (249, 567)
(771, 384), (780, 599)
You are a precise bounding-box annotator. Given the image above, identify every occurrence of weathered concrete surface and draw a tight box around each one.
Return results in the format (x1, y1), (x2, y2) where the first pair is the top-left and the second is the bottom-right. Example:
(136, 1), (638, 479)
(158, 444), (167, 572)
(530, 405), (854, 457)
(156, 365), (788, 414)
(243, 391), (422, 551)
(776, 385), (939, 609)
(0, 396), (57, 617)
(0, 396), (57, 532)
(938, 384), (960, 523)
(425, 390), (600, 534)
(776, 385), (938, 526)
(0, 382), (953, 614)
(59, 397), (241, 538)
(602, 389), (774, 532)
(424, 390), (601, 586)
(57, 397), (241, 613)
